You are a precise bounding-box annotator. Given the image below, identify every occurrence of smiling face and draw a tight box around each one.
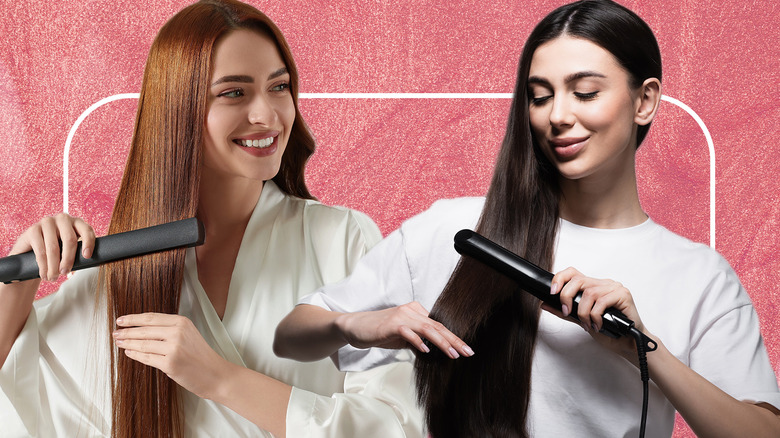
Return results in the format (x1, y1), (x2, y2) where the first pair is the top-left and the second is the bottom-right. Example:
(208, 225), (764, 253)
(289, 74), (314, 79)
(203, 29), (295, 183)
(527, 36), (646, 183)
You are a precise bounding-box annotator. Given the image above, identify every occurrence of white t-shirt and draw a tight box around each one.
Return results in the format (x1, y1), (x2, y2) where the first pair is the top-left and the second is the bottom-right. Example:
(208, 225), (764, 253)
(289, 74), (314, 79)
(301, 196), (780, 438)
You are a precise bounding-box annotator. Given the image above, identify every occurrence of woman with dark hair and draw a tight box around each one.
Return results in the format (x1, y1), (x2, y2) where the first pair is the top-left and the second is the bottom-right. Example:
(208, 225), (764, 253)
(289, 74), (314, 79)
(0, 1), (422, 436)
(275, 0), (780, 436)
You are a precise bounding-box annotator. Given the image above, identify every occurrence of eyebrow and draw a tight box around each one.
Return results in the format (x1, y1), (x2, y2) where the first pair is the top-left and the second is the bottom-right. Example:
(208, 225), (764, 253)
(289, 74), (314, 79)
(527, 70), (607, 85)
(211, 67), (289, 87)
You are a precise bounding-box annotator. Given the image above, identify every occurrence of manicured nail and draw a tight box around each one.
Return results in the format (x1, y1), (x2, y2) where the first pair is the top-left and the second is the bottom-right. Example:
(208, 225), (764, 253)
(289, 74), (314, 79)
(561, 304), (569, 316)
(115, 339), (124, 345)
(448, 347), (460, 359)
(420, 343), (430, 353)
(463, 346), (475, 357)
(550, 282), (560, 295)
(116, 317), (124, 325)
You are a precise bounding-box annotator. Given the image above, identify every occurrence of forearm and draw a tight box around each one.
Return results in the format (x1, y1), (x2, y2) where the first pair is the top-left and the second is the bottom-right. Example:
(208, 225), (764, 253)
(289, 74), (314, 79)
(273, 304), (347, 361)
(648, 339), (780, 437)
(0, 281), (39, 366)
(211, 361), (292, 437)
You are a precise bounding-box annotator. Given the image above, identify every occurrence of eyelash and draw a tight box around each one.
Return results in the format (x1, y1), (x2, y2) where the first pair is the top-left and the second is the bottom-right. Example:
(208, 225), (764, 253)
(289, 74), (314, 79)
(217, 82), (290, 99)
(529, 91), (599, 106)
(575, 91), (598, 100)
(272, 82), (291, 92)
(217, 89), (244, 98)
(530, 95), (552, 106)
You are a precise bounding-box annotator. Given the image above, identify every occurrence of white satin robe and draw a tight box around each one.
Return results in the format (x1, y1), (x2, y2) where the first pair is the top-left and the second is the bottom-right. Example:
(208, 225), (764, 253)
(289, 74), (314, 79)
(0, 181), (423, 437)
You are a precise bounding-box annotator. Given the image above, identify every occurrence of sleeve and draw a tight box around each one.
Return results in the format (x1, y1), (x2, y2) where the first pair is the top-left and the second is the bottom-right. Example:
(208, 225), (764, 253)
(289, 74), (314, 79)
(0, 269), (110, 437)
(287, 212), (424, 437)
(299, 226), (413, 313)
(298, 227), (417, 372)
(286, 354), (425, 438)
(0, 310), (43, 436)
(687, 265), (780, 410)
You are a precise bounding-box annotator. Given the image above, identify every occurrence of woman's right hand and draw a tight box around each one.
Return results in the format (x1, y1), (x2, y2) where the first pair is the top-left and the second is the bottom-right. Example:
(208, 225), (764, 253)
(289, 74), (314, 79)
(334, 301), (474, 359)
(0, 213), (94, 366)
(9, 213), (95, 282)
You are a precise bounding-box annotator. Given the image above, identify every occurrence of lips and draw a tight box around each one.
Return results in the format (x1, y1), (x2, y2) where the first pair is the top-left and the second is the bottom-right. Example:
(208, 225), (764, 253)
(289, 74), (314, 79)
(549, 136), (589, 159)
(232, 131), (280, 157)
(236, 137), (274, 148)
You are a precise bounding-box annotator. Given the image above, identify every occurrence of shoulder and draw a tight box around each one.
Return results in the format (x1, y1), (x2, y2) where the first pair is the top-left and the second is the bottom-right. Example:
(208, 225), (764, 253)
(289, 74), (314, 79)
(400, 196), (485, 235)
(297, 199), (382, 246)
(276, 194), (383, 258)
(647, 221), (749, 307)
(397, 196), (485, 264)
(650, 222), (734, 274)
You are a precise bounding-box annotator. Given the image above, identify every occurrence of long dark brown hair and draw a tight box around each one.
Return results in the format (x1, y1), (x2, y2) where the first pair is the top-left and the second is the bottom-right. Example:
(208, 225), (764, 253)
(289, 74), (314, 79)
(413, 1), (662, 436)
(100, 1), (316, 436)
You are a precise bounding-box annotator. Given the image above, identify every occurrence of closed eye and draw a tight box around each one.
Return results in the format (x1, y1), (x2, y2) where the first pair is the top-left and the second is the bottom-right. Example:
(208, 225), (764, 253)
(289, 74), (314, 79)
(574, 91), (598, 100)
(530, 95), (552, 106)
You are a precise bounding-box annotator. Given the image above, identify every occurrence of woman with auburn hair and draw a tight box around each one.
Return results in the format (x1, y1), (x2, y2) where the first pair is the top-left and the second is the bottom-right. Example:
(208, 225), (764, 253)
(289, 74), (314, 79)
(275, 0), (780, 436)
(0, 0), (422, 436)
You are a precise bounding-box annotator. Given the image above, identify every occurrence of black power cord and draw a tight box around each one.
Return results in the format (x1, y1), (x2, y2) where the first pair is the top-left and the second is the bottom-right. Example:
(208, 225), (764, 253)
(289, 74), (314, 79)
(630, 328), (657, 438)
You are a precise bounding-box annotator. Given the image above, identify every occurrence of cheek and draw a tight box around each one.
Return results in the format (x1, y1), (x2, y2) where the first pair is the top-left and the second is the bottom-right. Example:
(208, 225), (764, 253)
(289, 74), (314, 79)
(204, 105), (237, 142)
(581, 97), (633, 131)
(278, 99), (296, 133)
(528, 107), (548, 136)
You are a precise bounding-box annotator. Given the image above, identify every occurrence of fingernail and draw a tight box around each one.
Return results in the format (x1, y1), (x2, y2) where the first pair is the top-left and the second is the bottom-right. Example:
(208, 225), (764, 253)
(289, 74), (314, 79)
(550, 282), (560, 295)
(420, 343), (430, 353)
(448, 347), (459, 359)
(463, 346), (475, 357)
(116, 317), (124, 325)
(60, 267), (67, 276)
(561, 304), (569, 316)
(83, 248), (92, 259)
(591, 323), (599, 332)
(115, 339), (124, 345)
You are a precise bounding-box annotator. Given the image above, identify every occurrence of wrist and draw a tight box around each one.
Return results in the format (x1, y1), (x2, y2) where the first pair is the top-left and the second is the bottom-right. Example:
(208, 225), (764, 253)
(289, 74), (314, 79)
(205, 357), (239, 403)
(332, 312), (352, 345)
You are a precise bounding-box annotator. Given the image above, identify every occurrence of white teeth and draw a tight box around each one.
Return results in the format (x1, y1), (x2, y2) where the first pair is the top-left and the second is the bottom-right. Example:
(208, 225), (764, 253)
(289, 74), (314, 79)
(238, 137), (274, 148)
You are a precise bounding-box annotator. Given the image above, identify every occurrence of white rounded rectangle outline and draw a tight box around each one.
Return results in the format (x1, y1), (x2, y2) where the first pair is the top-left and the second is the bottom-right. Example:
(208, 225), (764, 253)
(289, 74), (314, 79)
(63, 93), (715, 247)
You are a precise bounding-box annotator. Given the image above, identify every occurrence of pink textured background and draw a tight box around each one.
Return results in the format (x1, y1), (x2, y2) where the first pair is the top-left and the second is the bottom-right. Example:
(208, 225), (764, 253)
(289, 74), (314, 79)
(0, 1), (777, 435)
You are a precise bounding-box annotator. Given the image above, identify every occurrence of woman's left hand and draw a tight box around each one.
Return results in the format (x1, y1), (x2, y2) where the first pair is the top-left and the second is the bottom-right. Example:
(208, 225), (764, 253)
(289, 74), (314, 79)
(545, 267), (650, 360)
(113, 313), (227, 400)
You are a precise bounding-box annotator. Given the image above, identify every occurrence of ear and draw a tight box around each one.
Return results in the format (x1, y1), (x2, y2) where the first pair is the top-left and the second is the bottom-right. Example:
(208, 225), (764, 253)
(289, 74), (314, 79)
(634, 78), (661, 126)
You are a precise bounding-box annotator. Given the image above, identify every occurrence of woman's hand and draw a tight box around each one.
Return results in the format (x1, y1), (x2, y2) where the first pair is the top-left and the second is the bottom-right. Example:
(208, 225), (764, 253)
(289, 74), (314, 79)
(113, 313), (228, 400)
(545, 267), (649, 359)
(10, 213), (95, 281)
(1, 213), (94, 366)
(334, 301), (474, 359)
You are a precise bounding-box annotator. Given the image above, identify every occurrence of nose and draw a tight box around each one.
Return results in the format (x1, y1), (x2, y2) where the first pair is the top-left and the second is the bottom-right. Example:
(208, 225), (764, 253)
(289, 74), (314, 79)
(548, 95), (574, 129)
(248, 94), (277, 126)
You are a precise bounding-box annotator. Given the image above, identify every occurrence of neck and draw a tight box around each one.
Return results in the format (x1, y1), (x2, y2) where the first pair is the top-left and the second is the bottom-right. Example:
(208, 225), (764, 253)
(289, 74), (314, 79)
(197, 171), (264, 239)
(194, 171), (264, 318)
(558, 153), (647, 229)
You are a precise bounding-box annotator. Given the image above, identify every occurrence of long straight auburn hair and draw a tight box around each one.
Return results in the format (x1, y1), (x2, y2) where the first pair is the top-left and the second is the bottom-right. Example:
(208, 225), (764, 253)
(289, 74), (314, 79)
(413, 1), (662, 436)
(100, 1), (316, 436)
